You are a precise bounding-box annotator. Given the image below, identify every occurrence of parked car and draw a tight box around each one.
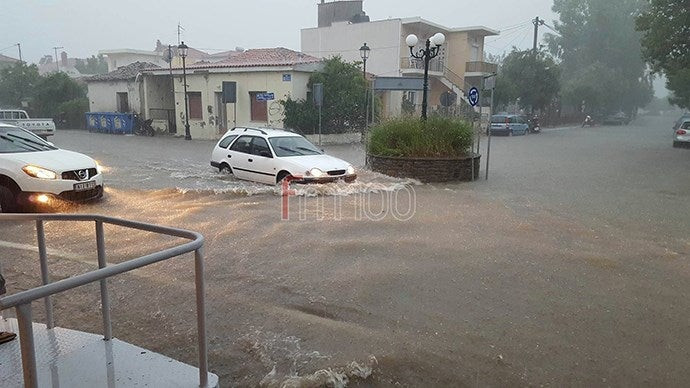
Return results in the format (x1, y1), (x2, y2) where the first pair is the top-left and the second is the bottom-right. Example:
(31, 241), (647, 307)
(0, 109), (56, 139)
(210, 127), (356, 184)
(489, 114), (529, 136)
(0, 123), (103, 212)
(673, 118), (690, 148)
(672, 112), (690, 131)
(602, 111), (631, 126)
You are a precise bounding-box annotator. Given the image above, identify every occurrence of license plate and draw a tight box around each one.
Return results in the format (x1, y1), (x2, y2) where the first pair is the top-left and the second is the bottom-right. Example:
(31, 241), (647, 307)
(74, 181), (96, 191)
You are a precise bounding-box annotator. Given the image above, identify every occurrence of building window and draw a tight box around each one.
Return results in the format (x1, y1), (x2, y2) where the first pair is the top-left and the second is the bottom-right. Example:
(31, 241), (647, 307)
(249, 91), (268, 122)
(187, 92), (202, 120)
(116, 92), (129, 112)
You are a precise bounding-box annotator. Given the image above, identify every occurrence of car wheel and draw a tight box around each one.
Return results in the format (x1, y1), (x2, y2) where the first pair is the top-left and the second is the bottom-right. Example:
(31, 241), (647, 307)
(0, 186), (17, 213)
(276, 171), (293, 185)
(219, 163), (232, 174)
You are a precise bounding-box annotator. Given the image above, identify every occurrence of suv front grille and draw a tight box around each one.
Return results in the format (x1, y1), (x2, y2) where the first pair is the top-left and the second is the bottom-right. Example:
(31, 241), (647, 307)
(327, 170), (346, 176)
(62, 168), (97, 181)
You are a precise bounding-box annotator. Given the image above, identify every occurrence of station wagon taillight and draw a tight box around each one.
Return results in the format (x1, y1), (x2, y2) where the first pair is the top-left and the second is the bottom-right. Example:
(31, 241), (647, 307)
(677, 129), (687, 135)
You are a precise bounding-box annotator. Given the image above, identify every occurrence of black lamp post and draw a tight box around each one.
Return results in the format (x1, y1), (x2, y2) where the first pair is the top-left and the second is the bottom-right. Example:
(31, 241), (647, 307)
(359, 43), (370, 127)
(178, 41), (191, 140)
(406, 32), (446, 120)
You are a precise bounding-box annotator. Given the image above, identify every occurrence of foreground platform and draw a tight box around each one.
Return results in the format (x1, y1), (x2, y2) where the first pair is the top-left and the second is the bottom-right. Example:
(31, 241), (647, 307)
(0, 317), (218, 387)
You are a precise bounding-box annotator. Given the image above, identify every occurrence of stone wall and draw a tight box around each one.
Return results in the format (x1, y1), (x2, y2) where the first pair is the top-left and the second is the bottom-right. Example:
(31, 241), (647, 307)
(368, 154), (481, 182)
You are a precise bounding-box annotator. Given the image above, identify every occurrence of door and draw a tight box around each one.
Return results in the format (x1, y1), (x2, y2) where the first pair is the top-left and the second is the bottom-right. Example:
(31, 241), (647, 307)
(227, 135), (254, 180)
(249, 92), (268, 122)
(215, 92), (227, 131)
(116, 92), (129, 112)
(246, 137), (276, 184)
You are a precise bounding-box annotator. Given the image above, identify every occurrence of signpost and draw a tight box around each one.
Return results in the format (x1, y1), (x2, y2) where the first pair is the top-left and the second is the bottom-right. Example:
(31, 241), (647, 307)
(313, 83), (324, 146)
(468, 87), (479, 107)
(483, 74), (497, 180)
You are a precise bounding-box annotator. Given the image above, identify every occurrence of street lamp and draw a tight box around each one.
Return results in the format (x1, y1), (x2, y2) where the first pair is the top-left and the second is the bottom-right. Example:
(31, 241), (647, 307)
(406, 32), (446, 120)
(178, 41), (191, 140)
(359, 43), (370, 127)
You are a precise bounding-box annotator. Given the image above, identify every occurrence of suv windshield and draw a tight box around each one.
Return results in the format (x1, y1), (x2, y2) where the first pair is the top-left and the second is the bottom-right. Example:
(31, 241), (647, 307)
(0, 127), (56, 153)
(269, 136), (322, 157)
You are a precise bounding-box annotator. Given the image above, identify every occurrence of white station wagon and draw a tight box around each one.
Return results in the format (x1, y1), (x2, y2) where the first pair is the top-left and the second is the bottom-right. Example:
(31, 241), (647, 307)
(210, 127), (356, 184)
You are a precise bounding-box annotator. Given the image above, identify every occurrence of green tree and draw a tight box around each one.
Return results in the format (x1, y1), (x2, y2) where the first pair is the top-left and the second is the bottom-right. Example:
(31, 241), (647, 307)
(547, 0), (652, 115)
(32, 72), (87, 126)
(0, 63), (40, 109)
(636, 0), (690, 108)
(281, 56), (367, 133)
(494, 49), (561, 112)
(75, 54), (108, 75)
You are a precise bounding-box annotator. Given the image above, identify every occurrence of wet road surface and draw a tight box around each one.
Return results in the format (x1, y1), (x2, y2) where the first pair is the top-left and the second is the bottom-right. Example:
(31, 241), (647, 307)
(1, 116), (689, 387)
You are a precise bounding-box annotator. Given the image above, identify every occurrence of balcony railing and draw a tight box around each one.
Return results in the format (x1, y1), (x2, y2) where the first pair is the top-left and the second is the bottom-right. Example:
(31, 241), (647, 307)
(400, 57), (444, 73)
(465, 61), (498, 74)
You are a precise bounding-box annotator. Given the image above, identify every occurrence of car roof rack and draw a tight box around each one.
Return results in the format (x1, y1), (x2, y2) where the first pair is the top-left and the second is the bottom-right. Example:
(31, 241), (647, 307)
(243, 127), (268, 135)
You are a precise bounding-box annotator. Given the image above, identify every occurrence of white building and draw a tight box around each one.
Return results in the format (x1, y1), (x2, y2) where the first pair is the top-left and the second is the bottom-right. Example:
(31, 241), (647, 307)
(301, 1), (499, 116)
(85, 62), (160, 114)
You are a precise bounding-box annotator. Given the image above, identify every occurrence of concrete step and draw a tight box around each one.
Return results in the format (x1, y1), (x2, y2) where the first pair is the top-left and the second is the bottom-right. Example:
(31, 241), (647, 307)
(0, 317), (218, 387)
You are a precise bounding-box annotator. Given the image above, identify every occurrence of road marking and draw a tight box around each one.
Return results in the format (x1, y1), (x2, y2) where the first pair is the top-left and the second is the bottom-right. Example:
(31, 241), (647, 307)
(0, 240), (87, 262)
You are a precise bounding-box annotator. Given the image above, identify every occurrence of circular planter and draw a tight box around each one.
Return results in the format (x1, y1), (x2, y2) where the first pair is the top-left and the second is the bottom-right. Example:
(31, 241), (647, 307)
(367, 153), (481, 183)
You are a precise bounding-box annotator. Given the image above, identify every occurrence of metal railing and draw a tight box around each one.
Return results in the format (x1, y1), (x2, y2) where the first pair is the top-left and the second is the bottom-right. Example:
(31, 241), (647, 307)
(400, 57), (444, 73)
(0, 214), (210, 388)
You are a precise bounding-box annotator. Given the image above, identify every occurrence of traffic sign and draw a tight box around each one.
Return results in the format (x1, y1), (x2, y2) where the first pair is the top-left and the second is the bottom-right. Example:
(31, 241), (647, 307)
(468, 87), (479, 107)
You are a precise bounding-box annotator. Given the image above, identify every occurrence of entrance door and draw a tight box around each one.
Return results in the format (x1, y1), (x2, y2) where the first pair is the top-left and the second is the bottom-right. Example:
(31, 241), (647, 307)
(215, 92), (227, 131)
(249, 91), (268, 122)
(116, 92), (129, 112)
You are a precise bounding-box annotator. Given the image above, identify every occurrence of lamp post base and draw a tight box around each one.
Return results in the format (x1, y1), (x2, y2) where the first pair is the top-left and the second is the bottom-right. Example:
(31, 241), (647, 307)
(184, 124), (191, 140)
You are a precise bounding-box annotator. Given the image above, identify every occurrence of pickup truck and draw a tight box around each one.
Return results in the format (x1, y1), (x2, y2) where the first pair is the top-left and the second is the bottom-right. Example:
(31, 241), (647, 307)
(0, 109), (55, 139)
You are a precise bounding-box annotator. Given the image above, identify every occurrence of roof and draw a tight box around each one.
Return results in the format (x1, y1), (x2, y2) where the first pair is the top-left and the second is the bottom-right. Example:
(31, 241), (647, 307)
(400, 17), (499, 36)
(0, 53), (20, 63)
(183, 48), (321, 70)
(86, 62), (160, 82)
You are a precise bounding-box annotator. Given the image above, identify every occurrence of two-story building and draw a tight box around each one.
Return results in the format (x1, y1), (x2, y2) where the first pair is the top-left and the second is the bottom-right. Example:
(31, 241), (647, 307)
(301, 0), (498, 116)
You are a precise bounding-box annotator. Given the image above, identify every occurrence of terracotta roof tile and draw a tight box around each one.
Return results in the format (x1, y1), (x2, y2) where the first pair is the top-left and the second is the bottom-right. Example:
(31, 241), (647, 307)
(86, 61), (160, 82)
(187, 47), (321, 69)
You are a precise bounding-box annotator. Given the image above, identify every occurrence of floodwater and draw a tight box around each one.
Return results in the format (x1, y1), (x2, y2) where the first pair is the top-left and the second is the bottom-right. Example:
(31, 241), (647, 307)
(2, 121), (689, 387)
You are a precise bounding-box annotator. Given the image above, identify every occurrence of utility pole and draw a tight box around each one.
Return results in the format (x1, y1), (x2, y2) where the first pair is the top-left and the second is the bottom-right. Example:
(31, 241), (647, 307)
(53, 46), (64, 72)
(532, 16), (545, 54)
(17, 43), (22, 62)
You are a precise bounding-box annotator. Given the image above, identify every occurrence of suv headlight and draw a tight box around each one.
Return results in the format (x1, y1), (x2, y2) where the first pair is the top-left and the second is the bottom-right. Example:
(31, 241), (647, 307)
(309, 168), (325, 177)
(346, 165), (355, 175)
(23, 165), (57, 179)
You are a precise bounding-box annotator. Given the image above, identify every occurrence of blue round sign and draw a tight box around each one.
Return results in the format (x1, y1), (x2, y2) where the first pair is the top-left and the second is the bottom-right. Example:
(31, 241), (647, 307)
(468, 87), (479, 107)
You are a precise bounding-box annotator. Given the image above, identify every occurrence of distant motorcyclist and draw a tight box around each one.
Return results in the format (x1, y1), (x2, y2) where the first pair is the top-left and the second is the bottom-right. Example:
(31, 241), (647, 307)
(529, 115), (541, 133)
(582, 115), (594, 127)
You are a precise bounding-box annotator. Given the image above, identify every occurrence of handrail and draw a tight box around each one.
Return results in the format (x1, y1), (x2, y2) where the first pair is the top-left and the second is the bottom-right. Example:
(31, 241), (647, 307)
(0, 213), (210, 388)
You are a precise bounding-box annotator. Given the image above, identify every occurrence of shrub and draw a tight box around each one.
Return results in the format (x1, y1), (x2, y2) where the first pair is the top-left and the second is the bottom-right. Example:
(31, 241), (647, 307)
(367, 116), (474, 158)
(55, 98), (89, 129)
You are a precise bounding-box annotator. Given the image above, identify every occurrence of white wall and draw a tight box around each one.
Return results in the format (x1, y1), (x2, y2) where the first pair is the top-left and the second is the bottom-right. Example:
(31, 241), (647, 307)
(87, 80), (141, 113)
(301, 19), (402, 77)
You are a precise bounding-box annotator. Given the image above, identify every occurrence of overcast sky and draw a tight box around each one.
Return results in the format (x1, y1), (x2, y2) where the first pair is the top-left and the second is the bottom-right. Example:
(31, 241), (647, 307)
(3, 0), (558, 63)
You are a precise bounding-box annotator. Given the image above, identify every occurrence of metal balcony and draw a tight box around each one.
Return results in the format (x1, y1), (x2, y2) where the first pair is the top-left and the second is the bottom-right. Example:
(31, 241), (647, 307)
(465, 61), (498, 75)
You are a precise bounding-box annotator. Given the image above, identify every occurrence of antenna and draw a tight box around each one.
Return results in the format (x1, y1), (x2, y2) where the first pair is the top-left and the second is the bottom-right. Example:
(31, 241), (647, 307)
(177, 23), (185, 45)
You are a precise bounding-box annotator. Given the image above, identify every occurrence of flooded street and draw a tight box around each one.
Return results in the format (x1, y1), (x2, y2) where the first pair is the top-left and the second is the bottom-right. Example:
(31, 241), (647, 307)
(2, 117), (689, 386)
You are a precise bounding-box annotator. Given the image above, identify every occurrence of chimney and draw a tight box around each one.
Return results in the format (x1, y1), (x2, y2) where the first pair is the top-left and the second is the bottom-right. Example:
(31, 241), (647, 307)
(60, 51), (68, 65)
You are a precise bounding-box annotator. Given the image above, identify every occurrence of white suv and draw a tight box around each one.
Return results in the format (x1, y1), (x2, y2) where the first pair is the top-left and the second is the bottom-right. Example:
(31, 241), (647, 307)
(0, 123), (103, 212)
(210, 127), (356, 184)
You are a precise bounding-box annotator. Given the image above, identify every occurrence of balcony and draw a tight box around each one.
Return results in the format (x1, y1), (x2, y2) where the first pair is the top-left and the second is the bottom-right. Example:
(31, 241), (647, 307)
(465, 61), (498, 76)
(400, 57), (444, 74)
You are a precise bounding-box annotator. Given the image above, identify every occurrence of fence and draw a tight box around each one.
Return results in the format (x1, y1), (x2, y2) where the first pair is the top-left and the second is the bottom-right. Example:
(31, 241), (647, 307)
(0, 214), (210, 388)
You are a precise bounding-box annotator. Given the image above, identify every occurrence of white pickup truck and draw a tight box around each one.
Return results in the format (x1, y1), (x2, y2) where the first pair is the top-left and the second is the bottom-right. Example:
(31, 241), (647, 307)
(0, 109), (56, 139)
